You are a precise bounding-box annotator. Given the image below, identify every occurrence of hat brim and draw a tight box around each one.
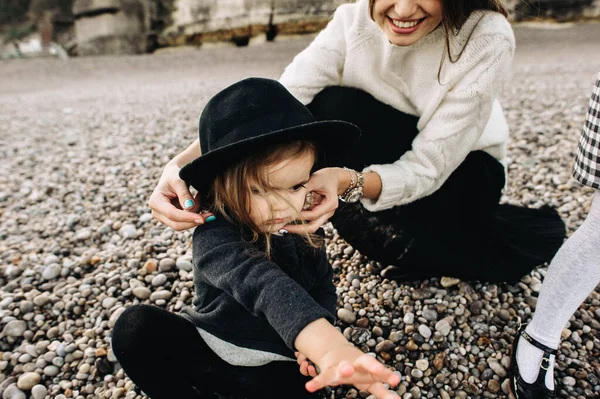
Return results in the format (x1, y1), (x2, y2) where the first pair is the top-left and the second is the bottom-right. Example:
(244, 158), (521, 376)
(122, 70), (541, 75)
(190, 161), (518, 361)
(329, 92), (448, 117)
(180, 120), (360, 192)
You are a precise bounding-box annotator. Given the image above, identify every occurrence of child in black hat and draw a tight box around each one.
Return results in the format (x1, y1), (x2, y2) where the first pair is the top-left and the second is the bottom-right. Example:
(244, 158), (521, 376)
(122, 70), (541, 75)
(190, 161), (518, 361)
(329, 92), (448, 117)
(111, 78), (400, 399)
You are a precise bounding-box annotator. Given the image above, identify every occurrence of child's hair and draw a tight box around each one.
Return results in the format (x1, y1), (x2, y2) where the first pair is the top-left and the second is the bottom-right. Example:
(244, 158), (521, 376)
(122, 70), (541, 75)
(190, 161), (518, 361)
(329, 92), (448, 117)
(207, 139), (322, 258)
(368, 0), (509, 80)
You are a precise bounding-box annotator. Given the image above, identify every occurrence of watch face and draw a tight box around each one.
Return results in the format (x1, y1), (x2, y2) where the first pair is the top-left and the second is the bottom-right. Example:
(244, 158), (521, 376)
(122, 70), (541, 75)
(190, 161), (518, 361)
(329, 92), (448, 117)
(347, 189), (363, 203)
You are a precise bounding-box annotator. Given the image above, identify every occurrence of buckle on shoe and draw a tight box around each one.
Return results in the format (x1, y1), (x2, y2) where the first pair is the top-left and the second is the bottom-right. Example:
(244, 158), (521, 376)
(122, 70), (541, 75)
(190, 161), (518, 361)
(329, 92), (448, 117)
(541, 357), (551, 371)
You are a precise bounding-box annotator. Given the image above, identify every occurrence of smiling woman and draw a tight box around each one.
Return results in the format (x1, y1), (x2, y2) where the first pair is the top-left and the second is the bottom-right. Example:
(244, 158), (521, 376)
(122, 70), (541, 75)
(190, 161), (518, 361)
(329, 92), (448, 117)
(150, 0), (566, 284)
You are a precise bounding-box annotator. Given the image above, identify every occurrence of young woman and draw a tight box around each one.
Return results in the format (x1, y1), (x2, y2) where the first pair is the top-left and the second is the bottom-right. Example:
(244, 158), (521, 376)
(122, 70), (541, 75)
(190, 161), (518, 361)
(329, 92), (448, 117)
(149, 0), (565, 282)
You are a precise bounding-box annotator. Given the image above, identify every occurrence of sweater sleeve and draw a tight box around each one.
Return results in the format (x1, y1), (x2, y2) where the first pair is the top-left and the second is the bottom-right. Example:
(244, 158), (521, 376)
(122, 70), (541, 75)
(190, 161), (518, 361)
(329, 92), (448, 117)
(192, 222), (333, 351)
(311, 247), (337, 316)
(278, 4), (350, 105)
(361, 34), (515, 211)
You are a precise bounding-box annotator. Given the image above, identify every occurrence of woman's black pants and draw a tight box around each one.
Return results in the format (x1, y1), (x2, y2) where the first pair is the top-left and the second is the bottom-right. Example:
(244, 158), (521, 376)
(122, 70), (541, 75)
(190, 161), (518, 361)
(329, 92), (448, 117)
(307, 86), (538, 281)
(111, 305), (318, 399)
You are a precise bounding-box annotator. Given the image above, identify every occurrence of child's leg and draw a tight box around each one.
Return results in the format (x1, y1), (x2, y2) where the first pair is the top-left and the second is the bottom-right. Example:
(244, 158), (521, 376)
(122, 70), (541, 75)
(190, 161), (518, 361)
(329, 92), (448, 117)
(111, 304), (222, 398)
(227, 360), (319, 399)
(517, 190), (600, 388)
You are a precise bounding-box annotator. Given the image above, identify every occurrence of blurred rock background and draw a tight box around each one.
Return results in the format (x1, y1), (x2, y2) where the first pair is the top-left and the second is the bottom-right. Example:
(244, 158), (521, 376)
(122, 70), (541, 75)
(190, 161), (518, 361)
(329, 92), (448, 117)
(1, 0), (600, 58)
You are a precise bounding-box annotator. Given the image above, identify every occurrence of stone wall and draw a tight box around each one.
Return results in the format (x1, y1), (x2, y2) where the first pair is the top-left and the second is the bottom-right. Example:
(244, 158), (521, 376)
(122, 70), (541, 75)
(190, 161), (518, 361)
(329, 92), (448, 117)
(67, 0), (600, 55)
(160, 0), (347, 47)
(73, 0), (156, 55)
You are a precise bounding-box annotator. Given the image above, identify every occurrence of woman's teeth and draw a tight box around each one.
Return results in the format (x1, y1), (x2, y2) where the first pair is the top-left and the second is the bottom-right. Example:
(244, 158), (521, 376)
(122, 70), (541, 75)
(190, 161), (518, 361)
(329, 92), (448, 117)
(392, 19), (421, 28)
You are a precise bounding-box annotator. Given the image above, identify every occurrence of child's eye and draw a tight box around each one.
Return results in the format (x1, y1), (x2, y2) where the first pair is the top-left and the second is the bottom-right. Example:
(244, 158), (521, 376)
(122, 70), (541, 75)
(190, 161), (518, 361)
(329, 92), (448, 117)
(291, 184), (306, 192)
(251, 188), (263, 195)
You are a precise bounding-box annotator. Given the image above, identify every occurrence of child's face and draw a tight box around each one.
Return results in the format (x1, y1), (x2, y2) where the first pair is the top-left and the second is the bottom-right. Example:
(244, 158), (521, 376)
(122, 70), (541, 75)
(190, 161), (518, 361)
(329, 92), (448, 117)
(248, 151), (315, 233)
(372, 0), (443, 47)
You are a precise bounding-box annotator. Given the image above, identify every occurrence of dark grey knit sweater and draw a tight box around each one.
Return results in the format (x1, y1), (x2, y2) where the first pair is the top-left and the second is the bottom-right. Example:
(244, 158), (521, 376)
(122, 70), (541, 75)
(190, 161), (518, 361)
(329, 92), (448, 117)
(180, 218), (337, 359)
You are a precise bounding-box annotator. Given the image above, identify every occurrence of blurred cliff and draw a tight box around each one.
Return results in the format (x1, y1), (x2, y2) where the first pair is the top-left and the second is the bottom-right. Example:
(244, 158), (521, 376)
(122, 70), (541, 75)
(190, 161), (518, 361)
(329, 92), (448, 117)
(1, 0), (599, 58)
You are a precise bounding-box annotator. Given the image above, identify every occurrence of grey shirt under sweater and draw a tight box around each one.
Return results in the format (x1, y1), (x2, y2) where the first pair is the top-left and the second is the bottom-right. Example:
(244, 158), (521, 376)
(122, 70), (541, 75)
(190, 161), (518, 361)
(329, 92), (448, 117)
(180, 218), (337, 365)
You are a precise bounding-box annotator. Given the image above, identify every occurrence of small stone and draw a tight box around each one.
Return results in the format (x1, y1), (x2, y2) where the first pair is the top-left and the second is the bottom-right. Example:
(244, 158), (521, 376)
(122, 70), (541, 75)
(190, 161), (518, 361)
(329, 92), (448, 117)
(151, 274), (168, 286)
(406, 340), (418, 351)
(158, 258), (176, 272)
(375, 340), (395, 353)
(176, 257), (193, 272)
(2, 384), (26, 399)
(440, 277), (460, 287)
(418, 325), (432, 340)
(41, 263), (61, 280)
(487, 379), (501, 393)
(102, 297), (118, 309)
(487, 359), (507, 377)
(31, 385), (47, 399)
(415, 359), (429, 371)
(470, 301), (483, 315)
(338, 308), (356, 324)
(16, 372), (41, 390)
(411, 369), (423, 379)
(139, 213), (153, 223)
(118, 224), (137, 239)
(433, 352), (446, 370)
(435, 319), (451, 336)
(43, 365), (59, 377)
(132, 287), (151, 300)
(412, 288), (433, 300)
(562, 376), (576, 386)
(3, 320), (26, 337)
(403, 312), (414, 325)
(422, 309), (438, 321)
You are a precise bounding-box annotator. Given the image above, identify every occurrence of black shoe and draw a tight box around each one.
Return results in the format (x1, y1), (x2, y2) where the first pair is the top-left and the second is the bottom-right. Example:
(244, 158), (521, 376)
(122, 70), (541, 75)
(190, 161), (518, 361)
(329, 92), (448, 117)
(508, 320), (557, 399)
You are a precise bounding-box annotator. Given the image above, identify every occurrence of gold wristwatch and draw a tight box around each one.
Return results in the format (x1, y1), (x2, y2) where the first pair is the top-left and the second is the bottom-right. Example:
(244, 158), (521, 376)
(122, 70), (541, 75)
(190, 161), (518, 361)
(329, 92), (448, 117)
(339, 167), (364, 203)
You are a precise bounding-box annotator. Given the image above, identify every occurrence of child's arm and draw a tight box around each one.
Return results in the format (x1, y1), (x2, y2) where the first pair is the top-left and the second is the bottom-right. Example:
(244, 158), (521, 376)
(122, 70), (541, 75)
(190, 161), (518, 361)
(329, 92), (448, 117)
(295, 318), (400, 398)
(279, 4), (351, 105)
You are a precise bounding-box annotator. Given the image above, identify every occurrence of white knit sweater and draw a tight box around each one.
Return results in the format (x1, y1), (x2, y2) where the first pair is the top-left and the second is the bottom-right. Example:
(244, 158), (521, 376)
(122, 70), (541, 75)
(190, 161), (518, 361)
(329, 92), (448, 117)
(279, 0), (515, 212)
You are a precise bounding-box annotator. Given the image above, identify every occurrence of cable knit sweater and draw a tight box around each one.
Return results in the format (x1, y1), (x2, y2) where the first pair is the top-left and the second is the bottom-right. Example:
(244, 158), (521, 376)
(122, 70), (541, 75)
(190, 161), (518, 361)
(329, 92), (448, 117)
(279, 0), (515, 211)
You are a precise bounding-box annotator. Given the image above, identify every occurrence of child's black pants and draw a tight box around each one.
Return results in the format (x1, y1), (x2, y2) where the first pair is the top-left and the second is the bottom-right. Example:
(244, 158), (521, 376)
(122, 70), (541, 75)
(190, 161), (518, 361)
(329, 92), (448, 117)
(111, 304), (319, 399)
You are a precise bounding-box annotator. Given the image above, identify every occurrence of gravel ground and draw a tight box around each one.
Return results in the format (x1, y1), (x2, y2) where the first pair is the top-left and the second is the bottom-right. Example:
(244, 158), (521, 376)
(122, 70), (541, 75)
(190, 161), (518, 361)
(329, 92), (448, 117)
(1, 21), (600, 399)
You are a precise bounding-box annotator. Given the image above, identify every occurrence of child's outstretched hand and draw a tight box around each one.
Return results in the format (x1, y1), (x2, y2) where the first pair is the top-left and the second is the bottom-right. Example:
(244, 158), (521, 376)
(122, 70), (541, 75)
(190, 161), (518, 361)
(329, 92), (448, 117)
(295, 352), (319, 377)
(307, 344), (400, 399)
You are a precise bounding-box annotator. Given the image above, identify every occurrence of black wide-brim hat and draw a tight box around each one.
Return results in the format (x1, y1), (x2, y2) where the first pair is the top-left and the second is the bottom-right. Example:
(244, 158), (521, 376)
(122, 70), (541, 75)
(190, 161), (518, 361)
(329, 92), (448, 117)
(180, 77), (361, 192)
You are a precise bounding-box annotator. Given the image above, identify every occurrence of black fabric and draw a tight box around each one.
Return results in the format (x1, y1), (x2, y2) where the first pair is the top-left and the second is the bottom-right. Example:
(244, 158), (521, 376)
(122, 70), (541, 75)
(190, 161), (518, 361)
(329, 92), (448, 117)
(112, 305), (320, 399)
(180, 219), (337, 355)
(179, 77), (360, 193)
(307, 86), (566, 283)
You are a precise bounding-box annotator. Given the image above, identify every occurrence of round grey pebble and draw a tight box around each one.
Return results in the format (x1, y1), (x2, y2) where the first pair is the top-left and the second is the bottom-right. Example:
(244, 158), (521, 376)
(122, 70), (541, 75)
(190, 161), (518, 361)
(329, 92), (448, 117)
(31, 385), (47, 399)
(176, 257), (193, 272)
(3, 320), (26, 337)
(41, 264), (61, 280)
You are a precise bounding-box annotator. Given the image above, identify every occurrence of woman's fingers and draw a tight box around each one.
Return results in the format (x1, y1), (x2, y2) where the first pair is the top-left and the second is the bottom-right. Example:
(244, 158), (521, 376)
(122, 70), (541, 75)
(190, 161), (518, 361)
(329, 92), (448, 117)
(151, 209), (202, 231)
(284, 210), (335, 234)
(172, 178), (201, 213)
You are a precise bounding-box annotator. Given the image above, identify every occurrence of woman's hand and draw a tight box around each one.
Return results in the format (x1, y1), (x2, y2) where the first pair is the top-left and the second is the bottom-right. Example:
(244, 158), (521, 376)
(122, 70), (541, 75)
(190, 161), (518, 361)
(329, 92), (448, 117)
(148, 161), (213, 231)
(285, 167), (348, 234)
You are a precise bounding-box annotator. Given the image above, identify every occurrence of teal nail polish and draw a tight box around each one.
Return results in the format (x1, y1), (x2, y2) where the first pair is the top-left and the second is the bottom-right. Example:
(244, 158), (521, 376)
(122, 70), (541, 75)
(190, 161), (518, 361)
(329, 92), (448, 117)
(184, 199), (194, 209)
(205, 215), (216, 222)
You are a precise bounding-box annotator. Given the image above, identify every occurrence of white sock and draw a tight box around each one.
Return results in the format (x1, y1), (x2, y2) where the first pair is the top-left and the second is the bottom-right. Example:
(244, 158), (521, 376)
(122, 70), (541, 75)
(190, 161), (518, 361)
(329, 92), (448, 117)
(516, 190), (600, 389)
(516, 327), (556, 389)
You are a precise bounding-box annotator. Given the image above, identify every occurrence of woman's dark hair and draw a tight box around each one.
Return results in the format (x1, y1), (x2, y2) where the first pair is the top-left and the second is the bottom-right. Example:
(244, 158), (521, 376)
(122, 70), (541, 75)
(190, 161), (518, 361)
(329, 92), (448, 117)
(368, 0), (509, 80)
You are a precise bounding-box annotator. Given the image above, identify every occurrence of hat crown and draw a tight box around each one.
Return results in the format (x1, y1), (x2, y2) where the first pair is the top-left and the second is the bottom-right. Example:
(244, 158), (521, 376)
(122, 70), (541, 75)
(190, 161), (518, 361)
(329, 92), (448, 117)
(199, 78), (314, 154)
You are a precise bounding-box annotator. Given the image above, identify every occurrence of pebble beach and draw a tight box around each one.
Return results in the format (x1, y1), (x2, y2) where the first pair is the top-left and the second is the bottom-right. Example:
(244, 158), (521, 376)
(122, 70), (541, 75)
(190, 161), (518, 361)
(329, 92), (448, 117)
(1, 21), (600, 399)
